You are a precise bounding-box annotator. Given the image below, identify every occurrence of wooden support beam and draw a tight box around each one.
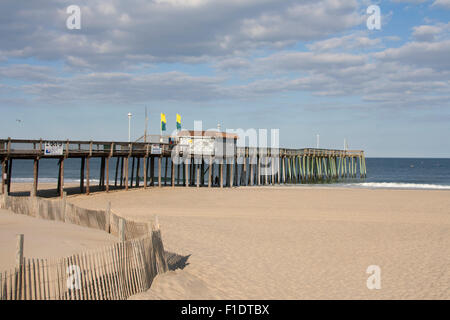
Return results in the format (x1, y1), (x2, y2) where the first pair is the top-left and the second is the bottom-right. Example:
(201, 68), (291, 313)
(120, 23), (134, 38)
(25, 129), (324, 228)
(80, 157), (85, 193)
(208, 157), (212, 188)
(219, 161), (223, 188)
(230, 158), (234, 187)
(264, 156), (268, 185)
(164, 157), (168, 186)
(57, 159), (62, 194)
(143, 156), (148, 189)
(190, 159), (194, 186)
(1, 158), (6, 194)
(86, 157), (90, 195)
(106, 157), (110, 192)
(7, 158), (12, 194)
(171, 158), (175, 187)
(185, 159), (189, 187)
(136, 157), (140, 187)
(146, 156), (151, 186)
(177, 162), (181, 186)
(200, 159), (205, 186)
(242, 156), (247, 186)
(114, 156), (119, 187)
(249, 157), (254, 186)
(125, 157), (129, 190)
(302, 156), (306, 181)
(119, 156), (124, 187)
(272, 156), (275, 185)
(196, 162), (200, 188)
(225, 162), (230, 187)
(237, 157), (241, 186)
(277, 156), (281, 184)
(99, 157), (105, 188)
(130, 157), (135, 188)
(59, 158), (64, 198)
(32, 158), (39, 196)
(257, 155), (261, 186)
(158, 156), (162, 188)
(150, 157), (155, 186)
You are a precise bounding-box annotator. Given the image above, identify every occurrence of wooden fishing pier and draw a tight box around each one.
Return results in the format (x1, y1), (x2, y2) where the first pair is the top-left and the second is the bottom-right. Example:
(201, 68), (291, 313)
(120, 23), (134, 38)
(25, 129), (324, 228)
(0, 137), (366, 197)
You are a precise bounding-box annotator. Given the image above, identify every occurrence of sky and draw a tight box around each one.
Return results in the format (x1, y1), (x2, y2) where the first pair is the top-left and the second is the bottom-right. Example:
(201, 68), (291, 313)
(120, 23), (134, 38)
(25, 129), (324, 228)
(0, 0), (449, 157)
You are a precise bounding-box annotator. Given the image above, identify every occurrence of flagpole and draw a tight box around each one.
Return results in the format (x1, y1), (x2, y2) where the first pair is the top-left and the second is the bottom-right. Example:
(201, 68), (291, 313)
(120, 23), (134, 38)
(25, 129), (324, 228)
(144, 107), (148, 143)
(160, 113), (162, 143)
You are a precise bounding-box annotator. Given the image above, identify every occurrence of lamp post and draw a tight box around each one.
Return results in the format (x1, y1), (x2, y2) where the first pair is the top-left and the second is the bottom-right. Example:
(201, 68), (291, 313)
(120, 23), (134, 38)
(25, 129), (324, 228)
(128, 112), (132, 142)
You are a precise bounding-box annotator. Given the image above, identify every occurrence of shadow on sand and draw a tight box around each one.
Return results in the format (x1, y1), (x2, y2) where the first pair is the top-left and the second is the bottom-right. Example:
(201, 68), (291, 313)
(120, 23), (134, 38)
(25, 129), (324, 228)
(9, 185), (151, 198)
(165, 252), (191, 271)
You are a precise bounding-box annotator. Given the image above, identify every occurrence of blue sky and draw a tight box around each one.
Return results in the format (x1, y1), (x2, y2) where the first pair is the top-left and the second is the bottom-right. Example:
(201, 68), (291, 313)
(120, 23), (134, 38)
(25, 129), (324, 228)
(1, 0), (449, 157)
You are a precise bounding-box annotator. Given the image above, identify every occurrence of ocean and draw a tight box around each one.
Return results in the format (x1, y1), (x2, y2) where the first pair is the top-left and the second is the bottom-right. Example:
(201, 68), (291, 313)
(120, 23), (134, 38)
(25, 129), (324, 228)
(336, 158), (450, 190)
(2, 157), (450, 190)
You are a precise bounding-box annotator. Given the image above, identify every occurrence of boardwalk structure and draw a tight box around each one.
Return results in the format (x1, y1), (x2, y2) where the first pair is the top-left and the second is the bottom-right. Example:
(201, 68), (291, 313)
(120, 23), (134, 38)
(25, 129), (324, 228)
(0, 137), (366, 197)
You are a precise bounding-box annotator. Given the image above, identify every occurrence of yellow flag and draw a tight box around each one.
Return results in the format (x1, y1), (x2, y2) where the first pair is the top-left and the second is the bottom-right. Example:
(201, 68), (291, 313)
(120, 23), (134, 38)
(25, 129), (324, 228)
(176, 114), (181, 130)
(161, 113), (166, 131)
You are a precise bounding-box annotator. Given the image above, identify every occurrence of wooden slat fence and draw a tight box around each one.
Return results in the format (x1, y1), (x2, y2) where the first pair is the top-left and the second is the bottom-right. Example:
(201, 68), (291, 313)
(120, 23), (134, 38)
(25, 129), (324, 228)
(0, 193), (168, 300)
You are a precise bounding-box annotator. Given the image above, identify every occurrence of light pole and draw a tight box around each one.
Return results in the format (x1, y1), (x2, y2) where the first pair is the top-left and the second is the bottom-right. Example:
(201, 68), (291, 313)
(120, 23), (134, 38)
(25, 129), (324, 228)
(128, 112), (132, 142)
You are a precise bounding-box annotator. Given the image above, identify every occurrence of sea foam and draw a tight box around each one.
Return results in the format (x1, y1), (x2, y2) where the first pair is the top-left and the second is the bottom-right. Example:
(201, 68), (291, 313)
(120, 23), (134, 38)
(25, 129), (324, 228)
(354, 182), (450, 190)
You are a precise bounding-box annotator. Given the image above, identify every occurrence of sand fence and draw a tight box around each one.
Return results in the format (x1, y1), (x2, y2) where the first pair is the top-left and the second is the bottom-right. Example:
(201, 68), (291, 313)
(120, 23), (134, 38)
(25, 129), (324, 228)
(0, 193), (168, 300)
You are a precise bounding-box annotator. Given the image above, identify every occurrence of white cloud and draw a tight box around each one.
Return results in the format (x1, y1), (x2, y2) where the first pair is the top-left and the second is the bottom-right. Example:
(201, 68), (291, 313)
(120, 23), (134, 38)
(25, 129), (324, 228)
(21, 71), (230, 104)
(307, 32), (382, 51)
(375, 40), (450, 69)
(1, 1), (449, 114)
(412, 23), (450, 42)
(431, 0), (450, 9)
(0, 64), (56, 82)
(392, 0), (427, 3)
(0, 0), (363, 69)
(412, 25), (442, 42)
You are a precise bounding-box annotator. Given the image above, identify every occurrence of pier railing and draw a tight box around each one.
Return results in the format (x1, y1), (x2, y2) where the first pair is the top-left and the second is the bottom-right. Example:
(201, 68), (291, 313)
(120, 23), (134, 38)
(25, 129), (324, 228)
(0, 138), (364, 158)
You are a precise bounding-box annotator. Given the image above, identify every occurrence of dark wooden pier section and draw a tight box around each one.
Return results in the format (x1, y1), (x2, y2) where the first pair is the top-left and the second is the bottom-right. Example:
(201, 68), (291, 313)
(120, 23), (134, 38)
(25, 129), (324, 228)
(0, 138), (366, 197)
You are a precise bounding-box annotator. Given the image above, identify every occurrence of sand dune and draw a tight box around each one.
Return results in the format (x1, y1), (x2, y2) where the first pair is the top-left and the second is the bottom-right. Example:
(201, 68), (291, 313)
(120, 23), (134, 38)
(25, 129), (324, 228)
(0, 209), (116, 271)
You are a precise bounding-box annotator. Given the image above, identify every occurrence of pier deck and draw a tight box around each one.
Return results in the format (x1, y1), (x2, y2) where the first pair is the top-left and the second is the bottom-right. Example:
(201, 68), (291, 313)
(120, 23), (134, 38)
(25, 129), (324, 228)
(0, 138), (366, 197)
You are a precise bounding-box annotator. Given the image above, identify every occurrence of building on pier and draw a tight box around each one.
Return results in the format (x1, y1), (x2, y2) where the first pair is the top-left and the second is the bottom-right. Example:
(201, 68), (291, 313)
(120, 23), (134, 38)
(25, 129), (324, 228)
(176, 130), (238, 158)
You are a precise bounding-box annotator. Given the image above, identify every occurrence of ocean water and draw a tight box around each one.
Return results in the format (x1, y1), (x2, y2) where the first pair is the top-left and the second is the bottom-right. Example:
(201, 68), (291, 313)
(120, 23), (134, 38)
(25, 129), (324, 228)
(1, 157), (450, 190)
(339, 158), (450, 190)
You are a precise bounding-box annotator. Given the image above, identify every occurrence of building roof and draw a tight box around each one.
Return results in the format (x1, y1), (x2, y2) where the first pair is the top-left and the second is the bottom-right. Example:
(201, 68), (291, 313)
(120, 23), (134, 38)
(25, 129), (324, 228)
(176, 130), (238, 140)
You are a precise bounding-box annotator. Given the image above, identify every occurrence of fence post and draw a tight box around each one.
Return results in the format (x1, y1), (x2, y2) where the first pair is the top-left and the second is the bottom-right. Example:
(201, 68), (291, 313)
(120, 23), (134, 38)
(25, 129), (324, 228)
(62, 192), (67, 222)
(119, 218), (125, 242)
(152, 215), (168, 273)
(15, 234), (24, 300)
(2, 191), (8, 209)
(1, 190), (7, 208)
(16, 234), (24, 268)
(106, 202), (111, 233)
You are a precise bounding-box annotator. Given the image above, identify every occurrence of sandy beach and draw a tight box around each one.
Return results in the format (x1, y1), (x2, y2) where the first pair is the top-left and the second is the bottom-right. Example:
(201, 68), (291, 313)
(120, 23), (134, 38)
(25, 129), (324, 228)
(0, 209), (116, 271)
(2, 183), (449, 299)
